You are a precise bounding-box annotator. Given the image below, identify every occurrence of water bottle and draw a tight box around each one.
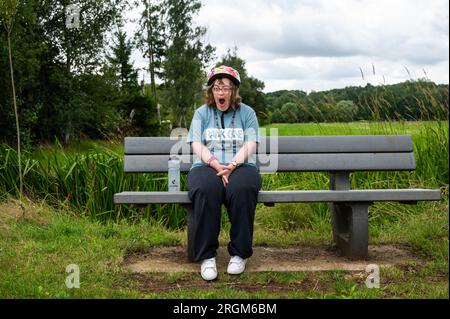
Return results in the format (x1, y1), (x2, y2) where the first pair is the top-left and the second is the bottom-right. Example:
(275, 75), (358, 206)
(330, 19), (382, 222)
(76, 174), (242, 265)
(168, 155), (180, 192)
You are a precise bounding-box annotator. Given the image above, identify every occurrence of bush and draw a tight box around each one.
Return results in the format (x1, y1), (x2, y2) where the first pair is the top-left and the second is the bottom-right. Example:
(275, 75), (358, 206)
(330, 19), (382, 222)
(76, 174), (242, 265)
(120, 94), (160, 136)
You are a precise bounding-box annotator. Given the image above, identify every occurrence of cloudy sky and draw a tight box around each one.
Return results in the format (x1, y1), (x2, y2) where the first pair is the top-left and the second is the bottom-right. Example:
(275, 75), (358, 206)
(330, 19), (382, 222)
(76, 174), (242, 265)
(128, 0), (449, 93)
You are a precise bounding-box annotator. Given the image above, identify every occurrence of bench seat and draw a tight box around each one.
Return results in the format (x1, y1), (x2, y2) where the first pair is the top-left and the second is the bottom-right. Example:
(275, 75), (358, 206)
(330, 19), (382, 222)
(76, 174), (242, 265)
(114, 189), (441, 204)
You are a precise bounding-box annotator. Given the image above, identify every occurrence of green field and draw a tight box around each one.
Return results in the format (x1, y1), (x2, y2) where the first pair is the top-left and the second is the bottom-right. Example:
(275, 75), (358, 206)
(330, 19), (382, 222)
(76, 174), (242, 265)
(262, 121), (444, 136)
(0, 121), (448, 298)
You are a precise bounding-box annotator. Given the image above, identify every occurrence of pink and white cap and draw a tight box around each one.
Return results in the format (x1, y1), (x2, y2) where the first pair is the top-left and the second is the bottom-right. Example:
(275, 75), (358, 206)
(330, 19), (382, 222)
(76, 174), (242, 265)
(207, 65), (241, 87)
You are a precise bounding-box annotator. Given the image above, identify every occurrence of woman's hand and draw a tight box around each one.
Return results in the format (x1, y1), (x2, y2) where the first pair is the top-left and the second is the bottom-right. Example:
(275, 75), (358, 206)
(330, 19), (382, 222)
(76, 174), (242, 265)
(216, 163), (236, 187)
(210, 159), (227, 173)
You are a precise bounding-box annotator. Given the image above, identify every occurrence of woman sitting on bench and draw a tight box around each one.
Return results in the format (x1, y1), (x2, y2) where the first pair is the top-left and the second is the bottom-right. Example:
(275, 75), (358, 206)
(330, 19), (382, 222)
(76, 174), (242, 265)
(186, 65), (262, 281)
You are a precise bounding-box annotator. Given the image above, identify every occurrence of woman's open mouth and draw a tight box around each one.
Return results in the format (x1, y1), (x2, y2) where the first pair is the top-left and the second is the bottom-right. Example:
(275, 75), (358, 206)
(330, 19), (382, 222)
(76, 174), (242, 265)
(219, 98), (226, 105)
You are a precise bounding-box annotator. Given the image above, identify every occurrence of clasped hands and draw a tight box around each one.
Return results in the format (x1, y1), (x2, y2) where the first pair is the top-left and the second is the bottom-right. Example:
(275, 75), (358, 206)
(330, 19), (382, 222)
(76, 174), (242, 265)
(211, 161), (236, 187)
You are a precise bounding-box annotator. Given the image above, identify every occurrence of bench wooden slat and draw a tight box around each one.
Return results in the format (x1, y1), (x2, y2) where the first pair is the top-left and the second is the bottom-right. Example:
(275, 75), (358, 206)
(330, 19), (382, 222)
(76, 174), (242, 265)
(259, 135), (414, 154)
(124, 135), (414, 155)
(114, 189), (441, 204)
(123, 152), (416, 173)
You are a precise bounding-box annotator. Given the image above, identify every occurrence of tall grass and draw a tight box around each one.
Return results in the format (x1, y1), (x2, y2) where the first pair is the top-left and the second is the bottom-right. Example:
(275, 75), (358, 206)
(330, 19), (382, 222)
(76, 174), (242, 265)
(0, 144), (187, 227)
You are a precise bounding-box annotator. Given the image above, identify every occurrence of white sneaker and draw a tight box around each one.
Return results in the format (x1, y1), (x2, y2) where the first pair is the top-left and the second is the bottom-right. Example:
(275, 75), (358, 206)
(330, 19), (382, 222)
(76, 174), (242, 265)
(200, 257), (217, 281)
(227, 256), (247, 275)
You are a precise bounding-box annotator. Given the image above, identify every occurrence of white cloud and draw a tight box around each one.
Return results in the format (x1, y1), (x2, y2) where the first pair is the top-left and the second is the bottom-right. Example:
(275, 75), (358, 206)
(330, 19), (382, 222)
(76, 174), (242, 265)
(197, 0), (449, 92)
(126, 0), (449, 92)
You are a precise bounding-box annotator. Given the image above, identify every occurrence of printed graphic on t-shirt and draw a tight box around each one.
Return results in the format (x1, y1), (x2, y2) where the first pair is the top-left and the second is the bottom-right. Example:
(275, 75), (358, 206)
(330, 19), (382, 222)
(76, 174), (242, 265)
(204, 128), (244, 141)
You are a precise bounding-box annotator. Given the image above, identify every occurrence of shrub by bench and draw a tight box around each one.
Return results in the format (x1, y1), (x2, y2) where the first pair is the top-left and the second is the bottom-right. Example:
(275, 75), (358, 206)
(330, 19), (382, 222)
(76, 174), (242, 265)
(114, 135), (441, 260)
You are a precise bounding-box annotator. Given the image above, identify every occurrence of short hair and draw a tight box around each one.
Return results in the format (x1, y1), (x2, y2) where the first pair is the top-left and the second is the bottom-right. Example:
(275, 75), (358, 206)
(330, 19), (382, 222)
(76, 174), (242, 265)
(205, 78), (242, 109)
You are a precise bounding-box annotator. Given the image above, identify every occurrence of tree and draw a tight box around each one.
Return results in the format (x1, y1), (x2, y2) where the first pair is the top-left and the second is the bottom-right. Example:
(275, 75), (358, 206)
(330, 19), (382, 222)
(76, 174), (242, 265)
(0, 0), (24, 213)
(35, 0), (126, 143)
(271, 109), (284, 123)
(105, 28), (160, 137)
(134, 0), (166, 102)
(280, 102), (299, 123)
(162, 0), (214, 128)
(107, 28), (138, 94)
(335, 100), (357, 122)
(38, 0), (127, 73)
(124, 94), (159, 136)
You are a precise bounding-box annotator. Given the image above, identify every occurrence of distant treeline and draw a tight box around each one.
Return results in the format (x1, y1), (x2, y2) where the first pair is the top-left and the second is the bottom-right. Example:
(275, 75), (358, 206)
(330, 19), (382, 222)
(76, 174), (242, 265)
(266, 80), (449, 123)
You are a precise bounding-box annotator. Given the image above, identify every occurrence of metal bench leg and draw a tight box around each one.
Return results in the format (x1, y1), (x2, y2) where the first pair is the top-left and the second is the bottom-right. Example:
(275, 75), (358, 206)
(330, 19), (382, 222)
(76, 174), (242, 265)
(331, 202), (370, 259)
(182, 204), (196, 262)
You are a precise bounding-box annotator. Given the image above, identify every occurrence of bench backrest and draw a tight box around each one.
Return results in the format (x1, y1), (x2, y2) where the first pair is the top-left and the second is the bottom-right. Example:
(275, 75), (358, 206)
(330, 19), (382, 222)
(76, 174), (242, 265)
(123, 135), (416, 173)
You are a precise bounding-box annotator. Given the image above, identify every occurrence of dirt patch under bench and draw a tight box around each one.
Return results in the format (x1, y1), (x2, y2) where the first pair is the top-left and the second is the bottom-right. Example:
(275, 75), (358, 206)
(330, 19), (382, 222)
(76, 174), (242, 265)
(121, 244), (423, 273)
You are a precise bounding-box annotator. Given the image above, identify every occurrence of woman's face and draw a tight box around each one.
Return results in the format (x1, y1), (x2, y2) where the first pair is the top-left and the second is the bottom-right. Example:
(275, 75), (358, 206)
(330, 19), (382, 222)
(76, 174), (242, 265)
(212, 78), (233, 111)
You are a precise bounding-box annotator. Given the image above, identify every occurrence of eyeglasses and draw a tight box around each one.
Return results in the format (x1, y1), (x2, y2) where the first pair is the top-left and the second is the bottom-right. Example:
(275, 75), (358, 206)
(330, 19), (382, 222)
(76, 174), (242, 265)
(212, 86), (232, 93)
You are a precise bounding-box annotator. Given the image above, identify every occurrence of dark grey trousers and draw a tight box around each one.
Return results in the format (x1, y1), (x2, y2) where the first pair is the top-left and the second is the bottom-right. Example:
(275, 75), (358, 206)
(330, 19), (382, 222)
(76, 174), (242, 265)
(187, 165), (262, 262)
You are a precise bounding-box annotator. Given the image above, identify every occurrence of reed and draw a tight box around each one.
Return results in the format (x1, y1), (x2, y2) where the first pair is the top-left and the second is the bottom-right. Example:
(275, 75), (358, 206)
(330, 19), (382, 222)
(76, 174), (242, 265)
(0, 144), (187, 227)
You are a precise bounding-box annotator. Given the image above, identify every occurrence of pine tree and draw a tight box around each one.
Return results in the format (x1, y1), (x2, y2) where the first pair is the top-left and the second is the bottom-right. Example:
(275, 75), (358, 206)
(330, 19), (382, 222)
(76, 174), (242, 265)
(162, 0), (214, 128)
(107, 29), (138, 94)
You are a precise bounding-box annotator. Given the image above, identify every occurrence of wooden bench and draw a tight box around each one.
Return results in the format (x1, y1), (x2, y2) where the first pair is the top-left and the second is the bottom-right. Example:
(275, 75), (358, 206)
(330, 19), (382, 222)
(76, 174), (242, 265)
(114, 135), (441, 260)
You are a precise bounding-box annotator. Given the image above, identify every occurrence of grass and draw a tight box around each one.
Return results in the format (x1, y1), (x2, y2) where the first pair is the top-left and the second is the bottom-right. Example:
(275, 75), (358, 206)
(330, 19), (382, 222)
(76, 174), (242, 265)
(261, 120), (443, 137)
(0, 197), (182, 298)
(0, 189), (447, 298)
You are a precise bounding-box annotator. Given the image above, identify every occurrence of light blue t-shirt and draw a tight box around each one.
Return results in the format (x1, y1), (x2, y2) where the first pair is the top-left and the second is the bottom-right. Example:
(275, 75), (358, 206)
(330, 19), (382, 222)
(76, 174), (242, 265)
(187, 103), (259, 169)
